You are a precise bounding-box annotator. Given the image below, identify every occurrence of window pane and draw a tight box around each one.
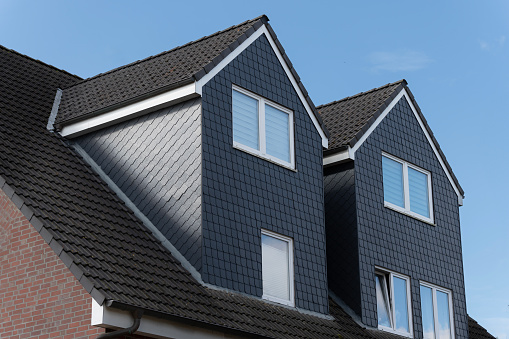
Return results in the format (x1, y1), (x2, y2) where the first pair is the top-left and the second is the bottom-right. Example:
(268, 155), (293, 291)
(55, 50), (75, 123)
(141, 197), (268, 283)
(265, 104), (290, 162)
(376, 275), (392, 328)
(232, 90), (259, 150)
(420, 286), (436, 339)
(262, 234), (290, 301)
(393, 277), (409, 332)
(382, 156), (404, 207)
(436, 291), (452, 339)
(408, 167), (430, 217)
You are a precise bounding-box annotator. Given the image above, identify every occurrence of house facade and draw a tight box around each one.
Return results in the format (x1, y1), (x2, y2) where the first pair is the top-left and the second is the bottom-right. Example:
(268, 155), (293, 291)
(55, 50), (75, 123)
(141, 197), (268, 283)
(0, 15), (495, 339)
(320, 81), (467, 339)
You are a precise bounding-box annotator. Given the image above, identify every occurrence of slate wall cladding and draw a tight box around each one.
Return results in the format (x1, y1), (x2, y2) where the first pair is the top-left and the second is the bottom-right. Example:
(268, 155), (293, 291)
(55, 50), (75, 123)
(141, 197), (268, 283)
(201, 34), (329, 314)
(75, 98), (203, 270)
(354, 97), (468, 338)
(323, 162), (361, 315)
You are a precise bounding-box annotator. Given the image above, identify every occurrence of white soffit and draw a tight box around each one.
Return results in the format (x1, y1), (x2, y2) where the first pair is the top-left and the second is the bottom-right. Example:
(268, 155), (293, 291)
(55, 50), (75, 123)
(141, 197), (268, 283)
(324, 88), (463, 204)
(60, 83), (198, 138)
(91, 299), (243, 339)
(60, 24), (328, 147)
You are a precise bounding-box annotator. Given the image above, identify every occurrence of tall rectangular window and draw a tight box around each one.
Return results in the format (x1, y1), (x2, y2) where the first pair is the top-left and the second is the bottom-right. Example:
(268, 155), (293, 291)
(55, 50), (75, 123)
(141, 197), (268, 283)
(232, 85), (294, 169)
(375, 268), (413, 337)
(261, 230), (294, 306)
(382, 153), (433, 223)
(420, 283), (454, 339)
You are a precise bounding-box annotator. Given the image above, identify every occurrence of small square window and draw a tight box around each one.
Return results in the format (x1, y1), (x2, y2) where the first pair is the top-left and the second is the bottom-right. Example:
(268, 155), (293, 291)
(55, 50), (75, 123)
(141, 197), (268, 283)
(232, 85), (295, 169)
(376, 268), (413, 337)
(382, 153), (433, 223)
(420, 282), (454, 339)
(261, 230), (294, 306)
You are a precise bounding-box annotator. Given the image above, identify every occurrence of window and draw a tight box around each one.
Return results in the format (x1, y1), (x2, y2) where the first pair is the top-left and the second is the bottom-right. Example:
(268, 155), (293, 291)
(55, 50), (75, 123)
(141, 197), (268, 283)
(420, 283), (454, 339)
(382, 153), (433, 223)
(261, 230), (294, 306)
(375, 269), (413, 336)
(232, 85), (295, 169)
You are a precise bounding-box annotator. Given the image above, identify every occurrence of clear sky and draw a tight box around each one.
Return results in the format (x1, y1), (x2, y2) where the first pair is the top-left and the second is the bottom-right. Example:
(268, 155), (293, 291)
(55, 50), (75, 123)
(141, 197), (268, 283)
(1, 1), (508, 337)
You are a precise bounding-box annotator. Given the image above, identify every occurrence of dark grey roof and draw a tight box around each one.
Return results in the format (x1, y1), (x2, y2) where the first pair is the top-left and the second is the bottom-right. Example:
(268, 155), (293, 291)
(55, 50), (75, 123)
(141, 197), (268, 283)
(55, 15), (327, 137)
(318, 80), (464, 197)
(0, 42), (366, 339)
(468, 316), (497, 339)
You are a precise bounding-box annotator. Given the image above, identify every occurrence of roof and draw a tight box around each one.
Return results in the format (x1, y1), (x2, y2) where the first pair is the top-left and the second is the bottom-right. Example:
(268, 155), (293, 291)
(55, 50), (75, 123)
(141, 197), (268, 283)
(468, 316), (497, 339)
(318, 80), (465, 197)
(55, 15), (327, 139)
(0, 38), (366, 339)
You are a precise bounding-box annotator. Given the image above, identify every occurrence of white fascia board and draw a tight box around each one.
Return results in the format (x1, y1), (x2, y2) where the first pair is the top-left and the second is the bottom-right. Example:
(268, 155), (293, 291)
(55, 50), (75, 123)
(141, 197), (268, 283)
(323, 147), (354, 166)
(346, 88), (463, 204)
(91, 299), (243, 339)
(195, 25), (329, 148)
(60, 83), (198, 138)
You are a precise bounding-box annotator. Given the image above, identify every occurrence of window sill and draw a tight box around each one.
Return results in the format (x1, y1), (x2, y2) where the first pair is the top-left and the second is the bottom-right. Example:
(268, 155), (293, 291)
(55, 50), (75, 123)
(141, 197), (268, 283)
(262, 294), (295, 307)
(233, 143), (297, 172)
(384, 203), (435, 226)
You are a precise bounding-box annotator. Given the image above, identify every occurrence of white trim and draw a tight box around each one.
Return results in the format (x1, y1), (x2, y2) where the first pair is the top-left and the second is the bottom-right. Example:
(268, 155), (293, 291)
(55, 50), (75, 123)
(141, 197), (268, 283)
(323, 147), (354, 165)
(91, 299), (243, 339)
(382, 153), (434, 224)
(232, 85), (295, 169)
(327, 88), (462, 204)
(195, 25), (328, 148)
(375, 267), (414, 338)
(261, 229), (295, 307)
(419, 281), (455, 339)
(60, 83), (198, 138)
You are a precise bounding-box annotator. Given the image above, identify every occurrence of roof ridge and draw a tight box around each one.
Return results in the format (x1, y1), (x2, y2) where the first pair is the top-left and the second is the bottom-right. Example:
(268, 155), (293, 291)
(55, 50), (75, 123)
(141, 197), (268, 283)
(62, 15), (268, 90)
(0, 44), (82, 81)
(317, 79), (406, 109)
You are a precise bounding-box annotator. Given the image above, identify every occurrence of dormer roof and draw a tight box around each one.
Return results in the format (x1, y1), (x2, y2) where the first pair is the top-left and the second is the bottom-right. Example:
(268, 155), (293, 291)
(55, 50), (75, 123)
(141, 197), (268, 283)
(318, 80), (465, 199)
(55, 15), (328, 145)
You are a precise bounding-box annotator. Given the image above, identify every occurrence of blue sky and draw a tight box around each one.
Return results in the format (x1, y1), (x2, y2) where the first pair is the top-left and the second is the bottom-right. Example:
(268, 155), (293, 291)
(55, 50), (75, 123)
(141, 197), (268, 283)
(1, 1), (508, 337)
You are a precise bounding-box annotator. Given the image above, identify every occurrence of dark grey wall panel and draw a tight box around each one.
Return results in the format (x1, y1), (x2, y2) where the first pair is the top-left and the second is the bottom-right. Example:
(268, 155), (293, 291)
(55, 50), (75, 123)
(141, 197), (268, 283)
(323, 162), (361, 315)
(201, 35), (329, 314)
(76, 98), (203, 270)
(354, 97), (468, 338)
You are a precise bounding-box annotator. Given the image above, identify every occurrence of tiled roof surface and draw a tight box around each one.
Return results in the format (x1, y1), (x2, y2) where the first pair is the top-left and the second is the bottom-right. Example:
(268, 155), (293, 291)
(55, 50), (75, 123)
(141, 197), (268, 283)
(318, 80), (464, 196)
(56, 16), (266, 124)
(317, 80), (405, 153)
(0, 43), (371, 339)
(468, 316), (497, 339)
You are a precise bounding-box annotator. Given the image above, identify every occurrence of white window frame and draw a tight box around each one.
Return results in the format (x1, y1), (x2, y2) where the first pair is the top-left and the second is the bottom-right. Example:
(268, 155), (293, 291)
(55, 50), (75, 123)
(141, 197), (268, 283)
(261, 229), (295, 307)
(232, 85), (295, 169)
(382, 152), (434, 223)
(420, 281), (455, 339)
(375, 267), (414, 337)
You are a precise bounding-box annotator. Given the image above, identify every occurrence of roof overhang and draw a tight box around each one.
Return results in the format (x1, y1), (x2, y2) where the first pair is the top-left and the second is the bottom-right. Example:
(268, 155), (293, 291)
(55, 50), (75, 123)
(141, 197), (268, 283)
(91, 299), (244, 339)
(323, 88), (464, 206)
(59, 24), (329, 148)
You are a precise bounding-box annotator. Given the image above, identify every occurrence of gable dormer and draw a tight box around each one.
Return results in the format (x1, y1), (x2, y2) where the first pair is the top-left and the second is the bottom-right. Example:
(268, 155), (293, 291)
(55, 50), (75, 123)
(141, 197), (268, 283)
(53, 16), (330, 315)
(319, 81), (468, 338)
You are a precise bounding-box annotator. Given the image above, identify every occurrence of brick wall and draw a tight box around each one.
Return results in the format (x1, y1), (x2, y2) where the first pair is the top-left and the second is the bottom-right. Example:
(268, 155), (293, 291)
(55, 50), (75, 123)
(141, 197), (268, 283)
(0, 188), (105, 338)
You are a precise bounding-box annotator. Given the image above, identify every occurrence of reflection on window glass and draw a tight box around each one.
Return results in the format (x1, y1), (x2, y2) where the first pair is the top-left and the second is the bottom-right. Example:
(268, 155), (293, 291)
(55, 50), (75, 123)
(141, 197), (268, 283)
(420, 285), (435, 339)
(232, 90), (259, 150)
(382, 156), (404, 208)
(393, 277), (409, 332)
(436, 291), (452, 339)
(376, 275), (391, 328)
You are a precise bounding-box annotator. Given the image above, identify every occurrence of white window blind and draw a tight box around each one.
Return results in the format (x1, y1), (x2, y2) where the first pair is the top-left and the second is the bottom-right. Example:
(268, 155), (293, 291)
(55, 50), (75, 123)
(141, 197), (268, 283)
(265, 104), (290, 163)
(382, 153), (433, 223)
(261, 231), (294, 306)
(232, 90), (259, 150)
(232, 86), (294, 168)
